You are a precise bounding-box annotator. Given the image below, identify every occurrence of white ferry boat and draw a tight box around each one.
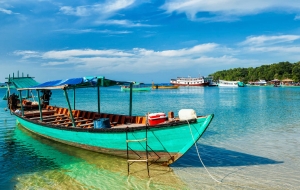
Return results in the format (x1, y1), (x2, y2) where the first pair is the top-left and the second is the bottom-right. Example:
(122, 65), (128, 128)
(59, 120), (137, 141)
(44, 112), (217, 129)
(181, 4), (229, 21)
(248, 80), (267, 86)
(218, 80), (244, 87)
(170, 76), (209, 86)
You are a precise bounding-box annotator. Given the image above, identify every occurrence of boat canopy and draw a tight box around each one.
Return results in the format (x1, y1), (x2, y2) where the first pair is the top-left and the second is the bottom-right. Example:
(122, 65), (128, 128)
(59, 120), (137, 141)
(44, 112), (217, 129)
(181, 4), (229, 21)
(8, 77), (40, 89)
(17, 76), (132, 90)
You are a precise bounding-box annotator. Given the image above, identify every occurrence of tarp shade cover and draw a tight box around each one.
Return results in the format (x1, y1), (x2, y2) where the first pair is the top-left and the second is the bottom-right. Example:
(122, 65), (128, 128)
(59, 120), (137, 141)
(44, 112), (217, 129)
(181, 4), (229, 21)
(18, 76), (132, 90)
(9, 77), (39, 89)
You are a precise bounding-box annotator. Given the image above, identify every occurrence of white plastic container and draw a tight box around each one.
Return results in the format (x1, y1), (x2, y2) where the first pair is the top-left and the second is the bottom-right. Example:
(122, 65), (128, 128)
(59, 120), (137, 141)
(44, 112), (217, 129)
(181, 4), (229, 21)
(178, 109), (197, 121)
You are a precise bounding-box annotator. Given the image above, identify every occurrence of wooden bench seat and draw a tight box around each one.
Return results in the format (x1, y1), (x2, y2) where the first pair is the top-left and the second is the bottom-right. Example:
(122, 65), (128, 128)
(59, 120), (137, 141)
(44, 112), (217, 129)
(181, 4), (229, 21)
(28, 113), (65, 120)
(49, 118), (71, 124)
(24, 110), (56, 117)
(41, 117), (59, 122)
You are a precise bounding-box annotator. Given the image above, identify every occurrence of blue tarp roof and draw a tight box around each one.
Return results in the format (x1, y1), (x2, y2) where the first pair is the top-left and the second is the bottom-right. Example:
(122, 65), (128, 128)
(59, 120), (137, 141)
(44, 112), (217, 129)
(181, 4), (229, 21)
(33, 78), (84, 88)
(19, 76), (131, 90)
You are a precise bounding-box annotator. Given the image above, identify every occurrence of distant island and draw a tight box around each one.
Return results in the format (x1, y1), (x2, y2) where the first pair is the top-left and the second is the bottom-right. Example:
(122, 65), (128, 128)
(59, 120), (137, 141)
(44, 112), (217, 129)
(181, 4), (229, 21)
(210, 61), (300, 83)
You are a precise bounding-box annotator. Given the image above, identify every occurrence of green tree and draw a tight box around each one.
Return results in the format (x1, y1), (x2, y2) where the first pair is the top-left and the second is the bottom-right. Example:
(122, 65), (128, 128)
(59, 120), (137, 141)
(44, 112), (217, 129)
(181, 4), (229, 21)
(209, 61), (300, 83)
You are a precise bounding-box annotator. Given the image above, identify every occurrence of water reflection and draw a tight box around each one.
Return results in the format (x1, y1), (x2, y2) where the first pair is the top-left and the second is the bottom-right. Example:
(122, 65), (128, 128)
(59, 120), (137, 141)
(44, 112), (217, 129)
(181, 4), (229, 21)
(2, 126), (187, 189)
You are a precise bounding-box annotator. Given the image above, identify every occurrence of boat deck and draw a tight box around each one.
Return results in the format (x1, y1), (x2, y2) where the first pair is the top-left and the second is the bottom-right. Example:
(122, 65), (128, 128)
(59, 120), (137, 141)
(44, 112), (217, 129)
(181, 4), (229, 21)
(22, 105), (149, 129)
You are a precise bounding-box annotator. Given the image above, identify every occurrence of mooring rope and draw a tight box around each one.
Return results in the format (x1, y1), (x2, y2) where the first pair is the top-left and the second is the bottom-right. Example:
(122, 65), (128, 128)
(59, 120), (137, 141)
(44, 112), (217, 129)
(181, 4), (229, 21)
(187, 120), (221, 183)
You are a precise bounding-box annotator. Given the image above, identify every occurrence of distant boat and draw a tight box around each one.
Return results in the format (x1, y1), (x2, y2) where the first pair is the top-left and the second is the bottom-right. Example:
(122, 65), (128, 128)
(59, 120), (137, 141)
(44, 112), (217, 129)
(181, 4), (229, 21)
(170, 76), (209, 86)
(208, 82), (218, 87)
(248, 80), (267, 86)
(152, 82), (179, 89)
(0, 84), (15, 89)
(218, 80), (245, 87)
(121, 83), (151, 92)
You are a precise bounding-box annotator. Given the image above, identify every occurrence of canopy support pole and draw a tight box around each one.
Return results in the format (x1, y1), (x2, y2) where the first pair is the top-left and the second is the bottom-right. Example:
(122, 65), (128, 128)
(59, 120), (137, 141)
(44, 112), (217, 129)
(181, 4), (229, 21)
(26, 90), (30, 99)
(97, 85), (100, 114)
(37, 90), (43, 121)
(129, 83), (133, 116)
(73, 87), (76, 110)
(64, 88), (76, 127)
(18, 90), (24, 117)
(7, 82), (11, 112)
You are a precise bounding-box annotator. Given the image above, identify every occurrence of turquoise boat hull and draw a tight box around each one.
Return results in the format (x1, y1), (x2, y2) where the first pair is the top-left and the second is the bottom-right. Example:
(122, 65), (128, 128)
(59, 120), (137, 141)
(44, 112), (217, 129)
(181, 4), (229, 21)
(121, 86), (151, 91)
(15, 114), (214, 165)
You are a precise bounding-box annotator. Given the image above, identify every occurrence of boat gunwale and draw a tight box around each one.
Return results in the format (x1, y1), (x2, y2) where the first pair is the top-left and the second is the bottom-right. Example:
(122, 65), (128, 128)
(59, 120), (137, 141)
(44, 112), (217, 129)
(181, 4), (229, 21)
(15, 113), (210, 133)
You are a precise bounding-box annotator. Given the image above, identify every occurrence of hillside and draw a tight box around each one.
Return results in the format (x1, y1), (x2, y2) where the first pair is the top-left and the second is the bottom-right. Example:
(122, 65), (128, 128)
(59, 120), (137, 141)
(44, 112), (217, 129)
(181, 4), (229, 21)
(210, 61), (300, 83)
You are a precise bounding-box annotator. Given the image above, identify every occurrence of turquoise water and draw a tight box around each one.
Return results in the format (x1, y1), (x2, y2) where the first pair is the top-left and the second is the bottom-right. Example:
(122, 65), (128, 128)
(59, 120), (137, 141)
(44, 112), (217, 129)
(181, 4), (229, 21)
(1, 86), (300, 189)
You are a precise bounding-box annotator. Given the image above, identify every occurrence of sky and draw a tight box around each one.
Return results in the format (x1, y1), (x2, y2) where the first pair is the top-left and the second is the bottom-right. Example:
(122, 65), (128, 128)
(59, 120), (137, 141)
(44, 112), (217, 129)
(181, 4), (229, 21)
(1, 0), (300, 83)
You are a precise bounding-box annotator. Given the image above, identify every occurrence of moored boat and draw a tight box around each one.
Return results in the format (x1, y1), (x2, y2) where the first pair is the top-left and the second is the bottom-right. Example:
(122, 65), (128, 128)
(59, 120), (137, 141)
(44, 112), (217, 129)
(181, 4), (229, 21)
(218, 80), (245, 87)
(6, 75), (214, 166)
(170, 76), (209, 86)
(152, 82), (179, 89)
(248, 80), (267, 86)
(121, 83), (151, 91)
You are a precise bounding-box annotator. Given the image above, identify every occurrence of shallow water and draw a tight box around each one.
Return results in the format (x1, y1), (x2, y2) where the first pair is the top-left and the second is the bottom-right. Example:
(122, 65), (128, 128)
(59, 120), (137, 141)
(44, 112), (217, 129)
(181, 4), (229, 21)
(1, 86), (300, 189)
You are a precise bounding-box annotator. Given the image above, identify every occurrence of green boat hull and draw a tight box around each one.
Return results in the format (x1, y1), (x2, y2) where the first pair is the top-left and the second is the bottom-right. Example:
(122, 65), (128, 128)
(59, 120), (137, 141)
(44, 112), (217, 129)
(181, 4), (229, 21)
(15, 114), (214, 165)
(121, 87), (151, 91)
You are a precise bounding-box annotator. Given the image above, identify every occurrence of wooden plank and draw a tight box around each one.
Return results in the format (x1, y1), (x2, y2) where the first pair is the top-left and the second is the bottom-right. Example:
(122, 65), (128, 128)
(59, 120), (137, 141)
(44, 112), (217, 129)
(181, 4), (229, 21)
(29, 114), (65, 120)
(49, 118), (70, 124)
(78, 122), (94, 128)
(64, 119), (92, 125)
(24, 110), (56, 117)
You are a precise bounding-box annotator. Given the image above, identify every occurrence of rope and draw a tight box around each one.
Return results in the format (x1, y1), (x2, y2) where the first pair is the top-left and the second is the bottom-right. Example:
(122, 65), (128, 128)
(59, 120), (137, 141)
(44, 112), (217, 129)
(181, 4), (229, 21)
(187, 120), (221, 183)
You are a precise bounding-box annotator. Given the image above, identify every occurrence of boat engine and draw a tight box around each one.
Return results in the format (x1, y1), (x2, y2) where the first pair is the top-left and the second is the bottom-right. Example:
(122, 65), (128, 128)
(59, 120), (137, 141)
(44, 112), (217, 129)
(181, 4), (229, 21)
(41, 90), (52, 106)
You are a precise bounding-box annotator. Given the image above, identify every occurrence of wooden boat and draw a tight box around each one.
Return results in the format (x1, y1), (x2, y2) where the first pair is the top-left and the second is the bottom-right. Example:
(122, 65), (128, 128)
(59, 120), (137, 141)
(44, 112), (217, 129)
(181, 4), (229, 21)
(218, 80), (245, 87)
(6, 76), (214, 166)
(152, 82), (179, 89)
(170, 76), (209, 86)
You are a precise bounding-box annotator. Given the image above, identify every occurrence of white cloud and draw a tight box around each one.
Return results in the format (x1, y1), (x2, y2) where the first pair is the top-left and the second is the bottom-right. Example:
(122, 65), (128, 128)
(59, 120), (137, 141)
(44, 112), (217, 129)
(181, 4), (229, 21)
(237, 34), (300, 62)
(247, 46), (300, 53)
(59, 0), (135, 18)
(53, 28), (131, 34)
(0, 8), (13, 14)
(12, 34), (300, 77)
(58, 0), (155, 27)
(42, 49), (133, 60)
(14, 50), (41, 59)
(14, 44), (231, 73)
(60, 6), (90, 17)
(240, 35), (300, 46)
(94, 19), (156, 27)
(102, 0), (135, 14)
(145, 43), (219, 57)
(161, 0), (300, 21)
